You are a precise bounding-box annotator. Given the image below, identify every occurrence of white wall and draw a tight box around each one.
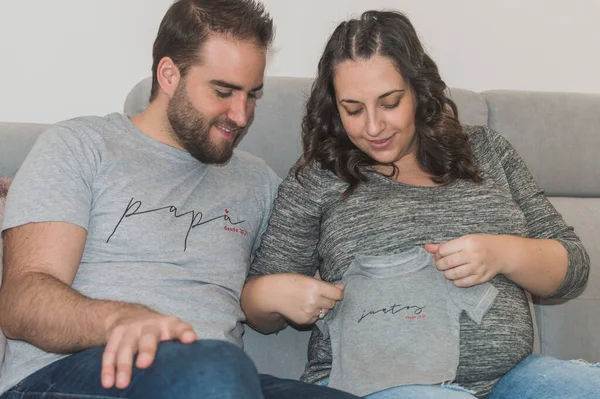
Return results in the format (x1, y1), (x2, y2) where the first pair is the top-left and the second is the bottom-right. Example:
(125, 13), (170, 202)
(1, 0), (598, 124)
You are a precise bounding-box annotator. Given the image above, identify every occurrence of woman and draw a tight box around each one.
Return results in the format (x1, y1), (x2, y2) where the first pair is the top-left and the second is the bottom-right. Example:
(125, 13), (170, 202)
(241, 10), (596, 399)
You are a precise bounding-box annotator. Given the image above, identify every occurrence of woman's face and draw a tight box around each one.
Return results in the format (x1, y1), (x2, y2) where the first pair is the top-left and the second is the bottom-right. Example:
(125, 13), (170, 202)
(333, 55), (417, 167)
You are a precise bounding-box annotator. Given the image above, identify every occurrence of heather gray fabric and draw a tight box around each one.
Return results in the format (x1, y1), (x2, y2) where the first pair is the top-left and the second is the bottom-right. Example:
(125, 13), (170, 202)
(0, 113), (280, 394)
(484, 90), (600, 197)
(249, 125), (589, 398)
(318, 248), (497, 397)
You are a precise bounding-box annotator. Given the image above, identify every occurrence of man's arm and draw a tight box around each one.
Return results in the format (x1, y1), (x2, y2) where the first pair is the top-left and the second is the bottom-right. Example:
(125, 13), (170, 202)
(1, 221), (111, 350)
(0, 221), (197, 389)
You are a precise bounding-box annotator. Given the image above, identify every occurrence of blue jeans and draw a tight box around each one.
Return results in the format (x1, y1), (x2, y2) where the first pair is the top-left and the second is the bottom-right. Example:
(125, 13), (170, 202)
(334, 355), (600, 398)
(0, 340), (359, 399)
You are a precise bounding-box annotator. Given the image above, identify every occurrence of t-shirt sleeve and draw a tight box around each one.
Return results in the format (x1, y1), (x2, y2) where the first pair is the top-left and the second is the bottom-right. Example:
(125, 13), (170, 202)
(446, 279), (498, 324)
(2, 124), (98, 233)
(486, 128), (590, 298)
(248, 162), (324, 278)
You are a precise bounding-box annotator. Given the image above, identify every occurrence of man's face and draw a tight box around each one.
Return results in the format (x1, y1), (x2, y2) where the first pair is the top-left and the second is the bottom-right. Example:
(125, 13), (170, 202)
(166, 36), (266, 164)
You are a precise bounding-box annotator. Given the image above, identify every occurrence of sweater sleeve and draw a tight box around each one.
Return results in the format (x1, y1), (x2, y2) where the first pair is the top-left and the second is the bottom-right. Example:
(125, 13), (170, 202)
(248, 163), (325, 278)
(486, 127), (590, 298)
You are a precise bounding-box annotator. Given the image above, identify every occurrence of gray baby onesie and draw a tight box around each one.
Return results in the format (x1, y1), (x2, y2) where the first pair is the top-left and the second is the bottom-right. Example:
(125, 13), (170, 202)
(318, 247), (498, 396)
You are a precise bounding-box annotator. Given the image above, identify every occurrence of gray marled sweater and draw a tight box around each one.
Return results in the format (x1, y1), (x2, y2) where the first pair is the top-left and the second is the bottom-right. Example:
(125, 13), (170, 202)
(249, 125), (589, 398)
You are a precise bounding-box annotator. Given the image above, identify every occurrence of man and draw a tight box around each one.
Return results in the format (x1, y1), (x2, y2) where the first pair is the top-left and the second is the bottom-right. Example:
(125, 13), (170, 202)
(0, 1), (358, 398)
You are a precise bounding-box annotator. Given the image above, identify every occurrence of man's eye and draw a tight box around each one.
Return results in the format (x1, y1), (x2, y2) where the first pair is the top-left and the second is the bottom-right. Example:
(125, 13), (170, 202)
(215, 90), (232, 98)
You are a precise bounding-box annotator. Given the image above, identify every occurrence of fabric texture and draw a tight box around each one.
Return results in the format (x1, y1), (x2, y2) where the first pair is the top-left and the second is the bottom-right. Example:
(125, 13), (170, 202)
(318, 247), (497, 396)
(249, 125), (589, 398)
(0, 177), (12, 375)
(0, 340), (361, 399)
(488, 354), (600, 399)
(0, 114), (281, 395)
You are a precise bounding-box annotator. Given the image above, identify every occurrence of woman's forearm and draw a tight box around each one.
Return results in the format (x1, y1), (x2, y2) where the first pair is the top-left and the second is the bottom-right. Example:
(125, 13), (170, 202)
(241, 276), (287, 333)
(502, 237), (569, 297)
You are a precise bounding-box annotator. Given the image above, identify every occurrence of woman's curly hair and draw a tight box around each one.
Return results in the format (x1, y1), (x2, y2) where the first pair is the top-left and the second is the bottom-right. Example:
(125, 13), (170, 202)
(297, 10), (482, 197)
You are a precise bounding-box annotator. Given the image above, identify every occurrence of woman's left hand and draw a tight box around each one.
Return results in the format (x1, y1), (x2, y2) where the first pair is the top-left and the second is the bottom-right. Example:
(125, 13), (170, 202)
(424, 234), (513, 287)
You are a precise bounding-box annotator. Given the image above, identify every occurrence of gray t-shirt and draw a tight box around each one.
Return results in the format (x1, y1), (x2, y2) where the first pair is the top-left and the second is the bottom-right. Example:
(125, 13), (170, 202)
(0, 113), (280, 393)
(318, 247), (498, 397)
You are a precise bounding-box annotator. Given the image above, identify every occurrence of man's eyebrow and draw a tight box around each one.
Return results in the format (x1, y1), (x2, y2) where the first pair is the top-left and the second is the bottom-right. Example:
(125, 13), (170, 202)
(340, 89), (405, 104)
(209, 80), (263, 92)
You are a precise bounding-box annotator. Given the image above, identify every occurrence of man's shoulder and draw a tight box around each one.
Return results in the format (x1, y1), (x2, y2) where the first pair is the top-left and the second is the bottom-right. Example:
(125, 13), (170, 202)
(229, 149), (281, 182)
(53, 113), (125, 136)
(38, 113), (126, 147)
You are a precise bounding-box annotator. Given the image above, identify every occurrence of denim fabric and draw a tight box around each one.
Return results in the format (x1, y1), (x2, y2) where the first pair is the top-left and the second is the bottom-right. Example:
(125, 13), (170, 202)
(363, 384), (475, 399)
(0, 340), (359, 399)
(344, 355), (600, 398)
(317, 378), (475, 398)
(488, 354), (600, 399)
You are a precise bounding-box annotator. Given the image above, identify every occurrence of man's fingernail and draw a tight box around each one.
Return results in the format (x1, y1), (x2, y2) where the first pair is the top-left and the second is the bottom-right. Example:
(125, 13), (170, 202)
(102, 374), (112, 386)
(139, 353), (151, 362)
(117, 372), (127, 385)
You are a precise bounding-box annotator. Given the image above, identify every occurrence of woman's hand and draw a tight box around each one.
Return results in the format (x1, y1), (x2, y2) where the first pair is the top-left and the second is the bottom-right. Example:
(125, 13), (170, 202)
(249, 273), (344, 327)
(425, 234), (514, 287)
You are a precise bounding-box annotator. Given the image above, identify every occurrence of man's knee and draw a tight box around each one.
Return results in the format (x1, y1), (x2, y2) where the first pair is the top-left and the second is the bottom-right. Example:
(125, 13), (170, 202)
(153, 339), (257, 376)
(133, 340), (261, 398)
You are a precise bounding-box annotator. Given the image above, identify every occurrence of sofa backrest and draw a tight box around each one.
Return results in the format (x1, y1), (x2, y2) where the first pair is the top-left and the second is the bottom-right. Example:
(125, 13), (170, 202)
(1, 77), (598, 379)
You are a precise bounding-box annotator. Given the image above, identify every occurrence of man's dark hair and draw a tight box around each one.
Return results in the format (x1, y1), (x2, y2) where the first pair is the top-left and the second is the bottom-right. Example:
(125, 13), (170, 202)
(149, 0), (274, 101)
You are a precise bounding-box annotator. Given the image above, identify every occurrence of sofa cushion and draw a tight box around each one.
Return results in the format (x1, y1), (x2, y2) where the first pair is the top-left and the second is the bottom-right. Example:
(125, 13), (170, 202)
(447, 87), (489, 126)
(483, 90), (600, 197)
(533, 197), (600, 362)
(0, 123), (49, 178)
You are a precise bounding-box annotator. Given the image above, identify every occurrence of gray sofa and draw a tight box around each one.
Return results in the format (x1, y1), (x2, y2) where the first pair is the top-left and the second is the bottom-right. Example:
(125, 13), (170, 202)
(0, 77), (598, 380)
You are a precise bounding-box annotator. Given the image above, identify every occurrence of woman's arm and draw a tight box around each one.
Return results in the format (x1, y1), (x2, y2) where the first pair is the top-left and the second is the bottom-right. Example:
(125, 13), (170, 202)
(428, 128), (589, 298)
(242, 164), (344, 332)
(491, 128), (589, 297)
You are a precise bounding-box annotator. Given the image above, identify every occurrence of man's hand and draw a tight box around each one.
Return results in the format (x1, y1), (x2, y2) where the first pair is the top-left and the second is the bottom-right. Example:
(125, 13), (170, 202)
(425, 234), (512, 287)
(101, 306), (197, 389)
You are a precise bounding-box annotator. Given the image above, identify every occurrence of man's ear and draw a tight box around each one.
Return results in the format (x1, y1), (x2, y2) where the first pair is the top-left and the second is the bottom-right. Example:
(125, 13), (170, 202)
(156, 57), (181, 98)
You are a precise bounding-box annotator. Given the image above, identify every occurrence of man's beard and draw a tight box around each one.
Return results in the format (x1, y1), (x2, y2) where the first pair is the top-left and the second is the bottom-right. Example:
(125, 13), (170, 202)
(166, 83), (241, 164)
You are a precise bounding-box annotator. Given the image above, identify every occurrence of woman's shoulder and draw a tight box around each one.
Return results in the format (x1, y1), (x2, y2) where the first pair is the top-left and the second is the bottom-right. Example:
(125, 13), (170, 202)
(462, 124), (510, 157)
(462, 124), (491, 140)
(287, 159), (348, 189)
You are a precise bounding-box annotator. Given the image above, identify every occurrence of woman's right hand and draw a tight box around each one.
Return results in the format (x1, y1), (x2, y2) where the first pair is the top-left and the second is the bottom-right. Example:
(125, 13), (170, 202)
(253, 273), (345, 326)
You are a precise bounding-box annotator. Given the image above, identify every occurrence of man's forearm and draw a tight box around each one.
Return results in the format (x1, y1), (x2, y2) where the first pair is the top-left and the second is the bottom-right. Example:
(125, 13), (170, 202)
(0, 271), (144, 353)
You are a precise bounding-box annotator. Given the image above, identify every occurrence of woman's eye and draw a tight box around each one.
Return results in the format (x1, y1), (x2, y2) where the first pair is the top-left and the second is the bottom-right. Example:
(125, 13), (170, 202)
(382, 100), (400, 109)
(346, 108), (363, 116)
